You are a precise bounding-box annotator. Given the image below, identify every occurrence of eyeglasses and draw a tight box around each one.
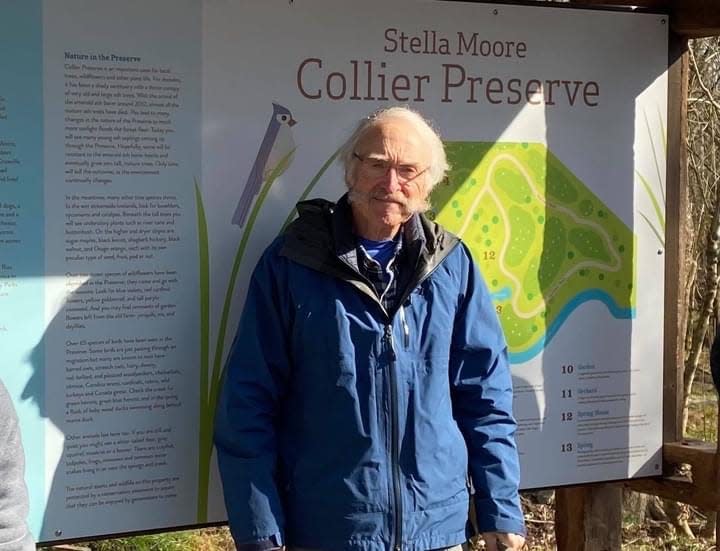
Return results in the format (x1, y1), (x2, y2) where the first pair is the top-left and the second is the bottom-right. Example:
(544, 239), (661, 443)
(353, 153), (428, 183)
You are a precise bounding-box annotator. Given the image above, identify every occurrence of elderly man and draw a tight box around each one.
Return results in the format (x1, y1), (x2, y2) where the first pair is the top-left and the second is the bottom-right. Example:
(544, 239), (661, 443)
(215, 107), (526, 551)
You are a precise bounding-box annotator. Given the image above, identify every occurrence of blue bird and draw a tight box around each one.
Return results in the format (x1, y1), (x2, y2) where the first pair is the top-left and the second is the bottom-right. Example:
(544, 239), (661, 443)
(232, 103), (297, 227)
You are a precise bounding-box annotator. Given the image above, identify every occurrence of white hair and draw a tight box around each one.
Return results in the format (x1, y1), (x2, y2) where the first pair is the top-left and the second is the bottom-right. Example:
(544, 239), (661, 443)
(339, 106), (449, 192)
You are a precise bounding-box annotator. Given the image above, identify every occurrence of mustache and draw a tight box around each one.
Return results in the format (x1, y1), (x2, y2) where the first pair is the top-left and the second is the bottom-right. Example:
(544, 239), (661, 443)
(348, 188), (408, 206)
(347, 187), (430, 214)
(372, 193), (409, 206)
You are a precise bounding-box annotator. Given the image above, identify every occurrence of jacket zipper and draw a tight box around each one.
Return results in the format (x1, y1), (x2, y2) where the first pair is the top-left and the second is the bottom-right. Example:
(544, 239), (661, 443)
(393, 243), (457, 314)
(385, 323), (403, 551)
(335, 240), (460, 550)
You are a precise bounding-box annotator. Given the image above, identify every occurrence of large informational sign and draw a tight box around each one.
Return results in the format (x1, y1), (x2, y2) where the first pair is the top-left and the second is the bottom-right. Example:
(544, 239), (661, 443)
(0, 0), (667, 542)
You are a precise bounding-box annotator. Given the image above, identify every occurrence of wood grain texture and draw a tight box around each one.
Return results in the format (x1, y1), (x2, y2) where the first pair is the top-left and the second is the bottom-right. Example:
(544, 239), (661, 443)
(555, 485), (623, 551)
(626, 441), (720, 509)
(567, 0), (720, 38)
(664, 33), (689, 447)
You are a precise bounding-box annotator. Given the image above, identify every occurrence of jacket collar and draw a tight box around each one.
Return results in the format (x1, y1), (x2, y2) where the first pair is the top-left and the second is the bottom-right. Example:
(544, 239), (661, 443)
(331, 193), (428, 260)
(281, 193), (458, 303)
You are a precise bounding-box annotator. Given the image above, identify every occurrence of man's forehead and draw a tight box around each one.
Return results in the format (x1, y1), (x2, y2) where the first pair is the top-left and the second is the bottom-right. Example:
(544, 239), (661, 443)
(356, 118), (430, 159)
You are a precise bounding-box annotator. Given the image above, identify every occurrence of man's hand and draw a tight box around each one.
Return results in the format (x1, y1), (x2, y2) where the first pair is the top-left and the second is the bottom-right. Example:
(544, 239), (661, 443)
(481, 531), (526, 551)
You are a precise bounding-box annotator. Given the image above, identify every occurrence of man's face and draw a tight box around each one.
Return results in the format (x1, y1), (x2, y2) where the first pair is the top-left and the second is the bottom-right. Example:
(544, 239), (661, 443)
(348, 117), (431, 239)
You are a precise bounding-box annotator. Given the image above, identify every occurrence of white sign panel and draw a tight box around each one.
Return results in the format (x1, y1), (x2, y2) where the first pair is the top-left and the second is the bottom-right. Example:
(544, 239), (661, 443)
(0, 0), (667, 542)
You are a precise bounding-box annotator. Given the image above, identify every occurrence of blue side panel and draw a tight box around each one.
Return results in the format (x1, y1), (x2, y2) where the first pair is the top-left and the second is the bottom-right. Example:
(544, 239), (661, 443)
(0, 0), (45, 538)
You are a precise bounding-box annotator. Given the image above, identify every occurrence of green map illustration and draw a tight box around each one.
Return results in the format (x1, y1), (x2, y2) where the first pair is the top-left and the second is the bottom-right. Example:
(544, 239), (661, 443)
(431, 142), (636, 363)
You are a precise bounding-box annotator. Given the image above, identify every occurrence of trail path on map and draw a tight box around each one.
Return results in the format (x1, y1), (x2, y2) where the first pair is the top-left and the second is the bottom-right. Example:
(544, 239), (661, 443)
(432, 142), (635, 362)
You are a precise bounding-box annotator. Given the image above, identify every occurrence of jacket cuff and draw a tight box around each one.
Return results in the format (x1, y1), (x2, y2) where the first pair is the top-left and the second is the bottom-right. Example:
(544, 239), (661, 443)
(472, 499), (526, 537)
(236, 533), (282, 550)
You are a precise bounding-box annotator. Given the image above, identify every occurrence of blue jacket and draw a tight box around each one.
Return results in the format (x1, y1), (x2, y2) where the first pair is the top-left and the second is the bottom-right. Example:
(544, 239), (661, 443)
(214, 197), (525, 550)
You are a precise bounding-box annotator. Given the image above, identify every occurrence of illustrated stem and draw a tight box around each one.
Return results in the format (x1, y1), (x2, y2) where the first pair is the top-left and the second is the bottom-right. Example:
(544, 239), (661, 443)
(194, 181), (211, 522)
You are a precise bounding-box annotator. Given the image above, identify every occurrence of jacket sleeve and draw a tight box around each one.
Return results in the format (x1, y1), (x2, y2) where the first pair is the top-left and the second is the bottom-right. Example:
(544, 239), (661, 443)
(0, 382), (35, 551)
(448, 245), (525, 537)
(214, 244), (292, 545)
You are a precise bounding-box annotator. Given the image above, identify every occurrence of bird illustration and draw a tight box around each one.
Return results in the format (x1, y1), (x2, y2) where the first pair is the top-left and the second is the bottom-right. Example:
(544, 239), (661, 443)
(232, 103), (297, 227)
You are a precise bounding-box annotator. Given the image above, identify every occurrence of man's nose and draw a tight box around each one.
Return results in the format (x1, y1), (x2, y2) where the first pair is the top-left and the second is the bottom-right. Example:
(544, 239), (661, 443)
(379, 166), (402, 193)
